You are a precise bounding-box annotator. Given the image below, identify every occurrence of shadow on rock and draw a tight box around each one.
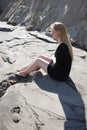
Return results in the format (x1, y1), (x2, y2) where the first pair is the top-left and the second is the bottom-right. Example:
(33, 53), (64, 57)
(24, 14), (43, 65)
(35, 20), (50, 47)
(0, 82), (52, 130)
(0, 73), (33, 98)
(34, 71), (87, 130)
(0, 27), (13, 32)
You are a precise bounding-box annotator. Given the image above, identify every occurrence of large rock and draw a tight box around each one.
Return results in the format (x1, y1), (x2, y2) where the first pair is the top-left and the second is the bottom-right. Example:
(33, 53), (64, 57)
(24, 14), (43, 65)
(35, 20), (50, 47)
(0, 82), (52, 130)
(0, 73), (86, 130)
(0, 0), (87, 50)
(0, 22), (87, 130)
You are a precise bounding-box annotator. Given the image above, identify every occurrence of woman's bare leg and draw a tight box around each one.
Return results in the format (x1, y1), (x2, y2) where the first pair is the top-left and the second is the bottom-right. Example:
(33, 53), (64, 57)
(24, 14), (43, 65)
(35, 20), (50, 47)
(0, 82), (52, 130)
(39, 55), (53, 63)
(16, 58), (50, 77)
(17, 64), (32, 72)
(17, 55), (52, 72)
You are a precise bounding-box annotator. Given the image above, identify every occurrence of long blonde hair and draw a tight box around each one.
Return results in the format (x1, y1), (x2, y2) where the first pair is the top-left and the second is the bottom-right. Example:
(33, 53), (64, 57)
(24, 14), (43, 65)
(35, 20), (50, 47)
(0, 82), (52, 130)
(51, 22), (73, 60)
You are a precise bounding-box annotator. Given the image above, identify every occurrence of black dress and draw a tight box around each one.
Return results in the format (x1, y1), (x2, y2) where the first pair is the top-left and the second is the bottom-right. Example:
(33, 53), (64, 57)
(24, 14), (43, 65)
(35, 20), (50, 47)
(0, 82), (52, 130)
(47, 43), (72, 81)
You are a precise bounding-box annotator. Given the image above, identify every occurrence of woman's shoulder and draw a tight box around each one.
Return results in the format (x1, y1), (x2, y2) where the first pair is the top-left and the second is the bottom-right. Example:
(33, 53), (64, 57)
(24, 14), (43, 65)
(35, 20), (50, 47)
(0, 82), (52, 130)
(58, 42), (68, 50)
(59, 42), (67, 47)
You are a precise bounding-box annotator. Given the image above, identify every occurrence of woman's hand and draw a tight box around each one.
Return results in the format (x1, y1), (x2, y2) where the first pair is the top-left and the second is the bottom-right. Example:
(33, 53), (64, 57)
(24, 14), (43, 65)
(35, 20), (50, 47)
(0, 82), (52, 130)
(51, 55), (56, 63)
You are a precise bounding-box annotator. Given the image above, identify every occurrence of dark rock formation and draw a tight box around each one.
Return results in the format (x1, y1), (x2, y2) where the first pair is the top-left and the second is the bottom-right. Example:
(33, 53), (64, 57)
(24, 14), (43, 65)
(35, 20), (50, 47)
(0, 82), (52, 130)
(0, 0), (87, 51)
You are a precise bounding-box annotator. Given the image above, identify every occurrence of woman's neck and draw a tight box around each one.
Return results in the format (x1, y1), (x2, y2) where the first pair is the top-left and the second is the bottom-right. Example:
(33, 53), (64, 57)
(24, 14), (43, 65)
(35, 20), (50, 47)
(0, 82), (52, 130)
(58, 40), (64, 44)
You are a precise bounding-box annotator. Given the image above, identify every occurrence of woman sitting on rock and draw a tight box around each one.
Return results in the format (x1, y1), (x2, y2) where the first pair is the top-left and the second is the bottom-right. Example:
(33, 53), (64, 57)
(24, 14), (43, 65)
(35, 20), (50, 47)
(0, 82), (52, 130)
(16, 22), (73, 81)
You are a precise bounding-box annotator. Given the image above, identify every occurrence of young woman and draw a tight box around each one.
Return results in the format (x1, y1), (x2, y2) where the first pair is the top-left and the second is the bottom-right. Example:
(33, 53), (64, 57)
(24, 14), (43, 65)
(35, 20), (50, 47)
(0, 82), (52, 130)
(16, 22), (73, 81)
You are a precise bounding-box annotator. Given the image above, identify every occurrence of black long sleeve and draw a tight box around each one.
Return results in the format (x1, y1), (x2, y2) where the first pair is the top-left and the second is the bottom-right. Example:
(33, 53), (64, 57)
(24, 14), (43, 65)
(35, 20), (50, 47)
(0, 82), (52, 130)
(47, 43), (72, 81)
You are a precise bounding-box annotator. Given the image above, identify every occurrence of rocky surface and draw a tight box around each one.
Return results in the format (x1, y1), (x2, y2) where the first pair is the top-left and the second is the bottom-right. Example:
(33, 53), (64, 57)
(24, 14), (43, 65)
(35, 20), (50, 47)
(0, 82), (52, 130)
(0, 21), (87, 130)
(0, 0), (87, 51)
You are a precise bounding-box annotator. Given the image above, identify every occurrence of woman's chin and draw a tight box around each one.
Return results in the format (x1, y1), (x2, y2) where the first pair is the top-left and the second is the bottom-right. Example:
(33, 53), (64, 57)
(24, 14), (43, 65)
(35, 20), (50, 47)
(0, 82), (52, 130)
(53, 37), (57, 41)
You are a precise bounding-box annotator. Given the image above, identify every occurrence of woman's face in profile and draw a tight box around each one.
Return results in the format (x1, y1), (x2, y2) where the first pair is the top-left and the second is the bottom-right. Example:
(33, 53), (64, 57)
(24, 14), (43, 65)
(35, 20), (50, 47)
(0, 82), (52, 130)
(51, 29), (59, 41)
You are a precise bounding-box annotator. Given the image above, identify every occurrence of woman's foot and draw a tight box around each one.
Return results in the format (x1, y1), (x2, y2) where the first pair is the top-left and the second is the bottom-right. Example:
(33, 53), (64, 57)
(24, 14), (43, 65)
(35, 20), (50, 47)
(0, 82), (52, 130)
(16, 70), (20, 72)
(16, 71), (28, 77)
(16, 66), (29, 72)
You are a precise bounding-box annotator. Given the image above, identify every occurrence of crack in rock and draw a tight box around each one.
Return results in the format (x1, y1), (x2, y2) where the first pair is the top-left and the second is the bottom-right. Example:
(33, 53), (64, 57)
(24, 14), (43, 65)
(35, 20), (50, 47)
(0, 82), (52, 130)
(0, 79), (16, 98)
(0, 74), (33, 98)
(10, 106), (21, 123)
(1, 55), (16, 64)
(0, 27), (13, 32)
(11, 106), (21, 114)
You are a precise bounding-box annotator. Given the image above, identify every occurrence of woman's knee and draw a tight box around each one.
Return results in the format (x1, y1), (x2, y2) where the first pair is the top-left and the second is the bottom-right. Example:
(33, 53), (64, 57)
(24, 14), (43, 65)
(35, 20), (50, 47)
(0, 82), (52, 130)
(38, 55), (44, 59)
(35, 58), (42, 65)
(35, 58), (48, 73)
(35, 58), (43, 66)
